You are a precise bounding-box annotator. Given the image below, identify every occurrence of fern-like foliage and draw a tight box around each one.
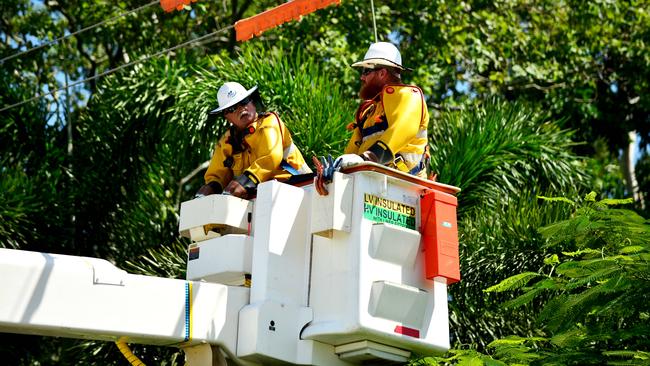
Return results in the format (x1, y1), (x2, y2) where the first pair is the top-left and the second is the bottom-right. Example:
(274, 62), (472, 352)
(409, 348), (509, 366)
(121, 238), (187, 279)
(501, 280), (557, 309)
(481, 194), (650, 365)
(484, 272), (544, 293)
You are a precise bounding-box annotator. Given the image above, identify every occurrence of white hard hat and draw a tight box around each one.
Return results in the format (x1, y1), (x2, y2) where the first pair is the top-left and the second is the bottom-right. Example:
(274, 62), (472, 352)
(351, 42), (412, 71)
(210, 82), (258, 114)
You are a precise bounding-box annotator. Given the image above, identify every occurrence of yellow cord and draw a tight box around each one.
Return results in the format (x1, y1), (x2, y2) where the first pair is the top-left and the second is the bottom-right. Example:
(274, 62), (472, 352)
(116, 339), (146, 366)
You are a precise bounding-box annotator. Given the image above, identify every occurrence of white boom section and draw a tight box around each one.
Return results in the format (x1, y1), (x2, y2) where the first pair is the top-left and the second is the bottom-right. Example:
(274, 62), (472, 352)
(0, 163), (460, 366)
(0, 248), (248, 352)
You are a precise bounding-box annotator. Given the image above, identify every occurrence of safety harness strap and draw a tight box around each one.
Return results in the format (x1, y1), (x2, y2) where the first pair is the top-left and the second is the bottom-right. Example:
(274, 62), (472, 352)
(359, 117), (388, 138)
(280, 160), (301, 175)
(274, 113), (307, 176)
(395, 150), (428, 176)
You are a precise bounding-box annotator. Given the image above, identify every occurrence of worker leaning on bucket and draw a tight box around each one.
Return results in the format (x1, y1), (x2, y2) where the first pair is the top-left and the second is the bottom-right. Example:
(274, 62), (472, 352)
(195, 82), (312, 200)
(325, 42), (430, 178)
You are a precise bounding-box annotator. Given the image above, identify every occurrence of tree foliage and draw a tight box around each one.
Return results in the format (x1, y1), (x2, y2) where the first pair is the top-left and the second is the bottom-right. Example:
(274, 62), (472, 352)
(291, 0), (650, 151)
(429, 100), (586, 213)
(479, 194), (650, 365)
(4, 0), (648, 152)
(426, 101), (586, 348)
(277, 0), (650, 201)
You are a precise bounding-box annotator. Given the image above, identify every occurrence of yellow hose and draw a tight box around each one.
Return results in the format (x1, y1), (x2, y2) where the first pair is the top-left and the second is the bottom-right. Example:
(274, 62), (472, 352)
(115, 339), (146, 366)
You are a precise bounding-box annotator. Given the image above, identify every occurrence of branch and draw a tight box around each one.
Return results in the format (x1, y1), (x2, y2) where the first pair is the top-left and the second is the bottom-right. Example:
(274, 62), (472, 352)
(47, 1), (100, 92)
(507, 82), (566, 91)
(235, 0), (254, 19)
(179, 160), (211, 187)
(227, 0), (254, 52)
(175, 160), (210, 210)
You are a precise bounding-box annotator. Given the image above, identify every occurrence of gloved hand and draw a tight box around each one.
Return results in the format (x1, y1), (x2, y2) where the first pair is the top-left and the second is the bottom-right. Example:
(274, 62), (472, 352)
(312, 154), (363, 196)
(224, 179), (249, 199)
(322, 154), (364, 181)
(320, 155), (336, 182)
(194, 182), (222, 199)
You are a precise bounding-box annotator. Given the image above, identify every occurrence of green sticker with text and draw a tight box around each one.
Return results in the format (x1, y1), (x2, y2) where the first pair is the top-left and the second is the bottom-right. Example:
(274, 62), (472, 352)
(363, 193), (416, 230)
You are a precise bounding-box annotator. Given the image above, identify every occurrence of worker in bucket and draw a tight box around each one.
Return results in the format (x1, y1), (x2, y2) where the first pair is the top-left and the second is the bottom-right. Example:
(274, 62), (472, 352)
(195, 82), (312, 200)
(315, 42), (430, 194)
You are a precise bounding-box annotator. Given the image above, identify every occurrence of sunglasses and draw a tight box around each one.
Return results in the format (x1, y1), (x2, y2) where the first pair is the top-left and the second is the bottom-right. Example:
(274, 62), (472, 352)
(361, 67), (379, 75)
(224, 97), (252, 114)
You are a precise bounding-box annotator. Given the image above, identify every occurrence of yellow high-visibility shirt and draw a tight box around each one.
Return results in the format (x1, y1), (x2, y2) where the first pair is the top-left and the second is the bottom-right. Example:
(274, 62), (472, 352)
(345, 84), (429, 177)
(204, 112), (311, 189)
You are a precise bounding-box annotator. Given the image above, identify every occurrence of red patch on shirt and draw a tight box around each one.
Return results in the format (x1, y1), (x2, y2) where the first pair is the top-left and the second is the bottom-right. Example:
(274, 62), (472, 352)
(247, 126), (256, 135)
(385, 87), (395, 94)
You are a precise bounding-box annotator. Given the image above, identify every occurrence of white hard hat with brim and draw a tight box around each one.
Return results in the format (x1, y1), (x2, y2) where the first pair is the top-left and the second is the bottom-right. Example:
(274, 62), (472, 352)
(351, 42), (412, 71)
(210, 82), (258, 114)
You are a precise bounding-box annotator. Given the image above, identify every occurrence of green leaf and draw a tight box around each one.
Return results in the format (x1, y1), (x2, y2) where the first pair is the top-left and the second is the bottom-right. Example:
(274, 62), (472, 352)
(544, 254), (560, 265)
(600, 198), (634, 206)
(561, 248), (602, 257)
(484, 272), (542, 293)
(619, 245), (645, 254)
(537, 195), (576, 205)
(584, 191), (597, 202)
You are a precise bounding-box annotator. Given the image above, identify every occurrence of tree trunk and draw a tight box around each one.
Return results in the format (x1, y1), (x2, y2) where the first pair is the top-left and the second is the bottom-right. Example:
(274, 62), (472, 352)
(621, 131), (644, 208)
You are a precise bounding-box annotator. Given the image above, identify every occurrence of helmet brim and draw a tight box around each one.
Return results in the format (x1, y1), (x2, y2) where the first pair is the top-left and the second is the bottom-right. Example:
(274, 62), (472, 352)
(351, 58), (413, 72)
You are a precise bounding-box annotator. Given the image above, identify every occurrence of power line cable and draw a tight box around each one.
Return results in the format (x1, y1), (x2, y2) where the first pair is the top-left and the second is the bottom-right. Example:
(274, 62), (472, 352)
(0, 0), (159, 65)
(370, 0), (378, 42)
(0, 25), (234, 113)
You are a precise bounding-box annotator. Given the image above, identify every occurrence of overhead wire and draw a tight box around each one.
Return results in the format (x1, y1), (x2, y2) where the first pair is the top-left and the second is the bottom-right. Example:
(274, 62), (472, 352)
(370, 0), (378, 42)
(0, 0), (159, 65)
(0, 24), (234, 113)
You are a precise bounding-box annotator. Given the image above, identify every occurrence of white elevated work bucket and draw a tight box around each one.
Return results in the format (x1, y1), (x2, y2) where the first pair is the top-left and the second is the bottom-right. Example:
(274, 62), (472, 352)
(180, 162), (460, 365)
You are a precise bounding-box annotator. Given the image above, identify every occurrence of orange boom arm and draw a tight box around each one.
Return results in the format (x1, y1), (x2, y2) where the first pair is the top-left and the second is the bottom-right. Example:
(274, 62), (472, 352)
(235, 0), (340, 42)
(160, 0), (198, 12)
